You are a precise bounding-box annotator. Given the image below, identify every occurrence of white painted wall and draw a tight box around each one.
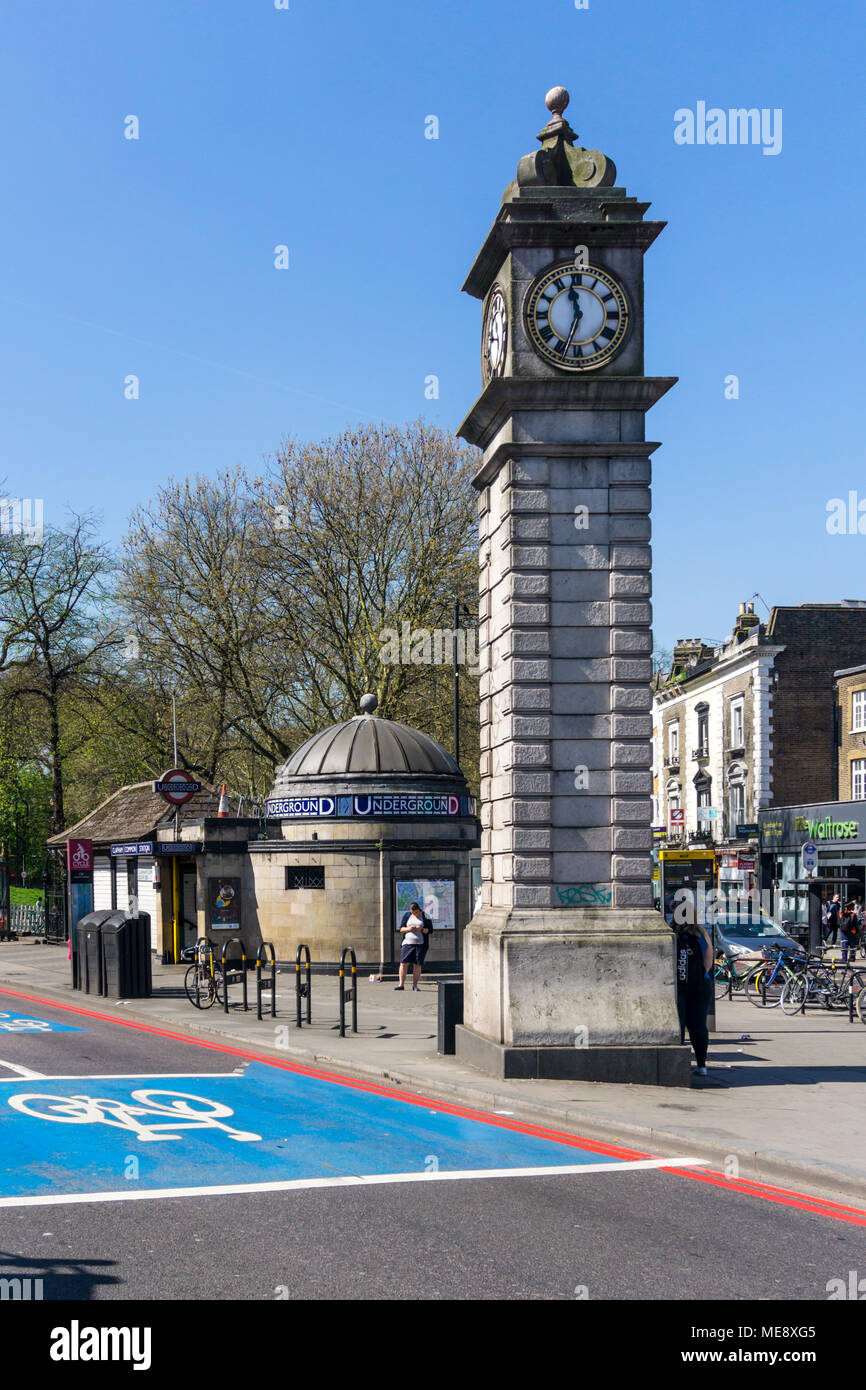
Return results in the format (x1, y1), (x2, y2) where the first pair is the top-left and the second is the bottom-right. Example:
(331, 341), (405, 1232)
(93, 857), (112, 911)
(137, 858), (158, 951)
(652, 640), (778, 841)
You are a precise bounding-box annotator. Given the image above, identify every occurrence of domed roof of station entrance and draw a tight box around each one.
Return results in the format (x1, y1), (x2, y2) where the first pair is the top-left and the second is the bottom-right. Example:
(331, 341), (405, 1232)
(272, 694), (465, 787)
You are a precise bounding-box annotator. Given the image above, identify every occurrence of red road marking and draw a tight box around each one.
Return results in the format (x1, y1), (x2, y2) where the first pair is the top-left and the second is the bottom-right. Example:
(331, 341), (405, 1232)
(662, 1166), (866, 1227)
(3, 985), (864, 1224)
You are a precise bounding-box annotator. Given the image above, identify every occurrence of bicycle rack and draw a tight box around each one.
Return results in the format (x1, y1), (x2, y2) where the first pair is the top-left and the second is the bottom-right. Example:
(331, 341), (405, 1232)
(295, 944), (312, 1029)
(256, 941), (277, 1021)
(339, 946), (358, 1038)
(221, 938), (249, 1013)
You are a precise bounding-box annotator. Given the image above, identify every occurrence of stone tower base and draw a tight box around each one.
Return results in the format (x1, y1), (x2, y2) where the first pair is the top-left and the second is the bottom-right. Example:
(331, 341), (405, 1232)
(455, 906), (691, 1087)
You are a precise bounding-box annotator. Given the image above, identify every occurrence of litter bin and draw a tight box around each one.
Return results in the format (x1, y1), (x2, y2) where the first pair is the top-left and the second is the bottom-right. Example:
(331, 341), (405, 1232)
(437, 979), (464, 1055)
(74, 909), (114, 994)
(101, 911), (152, 998)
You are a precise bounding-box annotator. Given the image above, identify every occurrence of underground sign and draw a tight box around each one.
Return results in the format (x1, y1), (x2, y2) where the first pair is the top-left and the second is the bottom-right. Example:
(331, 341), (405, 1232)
(152, 769), (201, 806)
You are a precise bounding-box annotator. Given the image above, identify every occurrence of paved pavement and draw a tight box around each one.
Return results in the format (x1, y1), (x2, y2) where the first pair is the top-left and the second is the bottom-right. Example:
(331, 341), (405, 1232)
(1, 940), (865, 1206)
(1, 986), (863, 1304)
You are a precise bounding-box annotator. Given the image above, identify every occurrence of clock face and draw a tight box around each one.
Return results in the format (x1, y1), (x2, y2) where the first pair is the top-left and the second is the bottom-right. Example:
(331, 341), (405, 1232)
(482, 286), (507, 380)
(524, 261), (629, 371)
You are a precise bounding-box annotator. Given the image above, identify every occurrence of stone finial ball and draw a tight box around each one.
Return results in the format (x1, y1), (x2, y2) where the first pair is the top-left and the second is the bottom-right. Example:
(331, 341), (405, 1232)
(359, 693), (379, 714)
(545, 86), (570, 117)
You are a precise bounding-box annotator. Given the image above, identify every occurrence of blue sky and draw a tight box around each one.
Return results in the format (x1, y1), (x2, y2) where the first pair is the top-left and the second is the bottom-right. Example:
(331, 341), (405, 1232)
(1, 0), (863, 649)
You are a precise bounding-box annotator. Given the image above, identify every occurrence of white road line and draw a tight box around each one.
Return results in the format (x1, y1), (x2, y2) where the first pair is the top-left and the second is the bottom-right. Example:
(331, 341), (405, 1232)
(0, 1060), (45, 1079)
(0, 1157), (707, 1208)
(0, 1072), (242, 1083)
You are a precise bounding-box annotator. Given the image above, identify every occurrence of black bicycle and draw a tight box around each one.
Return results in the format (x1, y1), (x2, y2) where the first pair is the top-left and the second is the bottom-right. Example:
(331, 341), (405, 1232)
(183, 938), (224, 1009)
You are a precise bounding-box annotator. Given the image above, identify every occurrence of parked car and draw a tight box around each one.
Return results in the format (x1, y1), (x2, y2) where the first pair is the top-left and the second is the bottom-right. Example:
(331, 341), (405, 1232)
(704, 911), (805, 961)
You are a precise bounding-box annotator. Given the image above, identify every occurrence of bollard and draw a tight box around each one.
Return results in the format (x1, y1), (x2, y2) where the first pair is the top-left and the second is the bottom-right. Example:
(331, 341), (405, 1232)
(295, 944), (311, 1028)
(437, 979), (464, 1055)
(339, 947), (357, 1038)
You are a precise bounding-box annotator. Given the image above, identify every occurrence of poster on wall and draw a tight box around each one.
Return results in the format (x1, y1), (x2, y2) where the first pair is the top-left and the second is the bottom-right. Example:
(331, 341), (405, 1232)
(208, 876), (241, 932)
(395, 878), (455, 931)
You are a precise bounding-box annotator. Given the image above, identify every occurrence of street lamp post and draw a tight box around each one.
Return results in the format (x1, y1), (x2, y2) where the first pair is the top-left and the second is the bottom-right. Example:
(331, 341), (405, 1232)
(453, 601), (472, 769)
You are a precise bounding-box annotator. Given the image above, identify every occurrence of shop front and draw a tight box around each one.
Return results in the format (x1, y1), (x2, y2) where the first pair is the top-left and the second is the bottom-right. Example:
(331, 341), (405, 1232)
(759, 799), (866, 929)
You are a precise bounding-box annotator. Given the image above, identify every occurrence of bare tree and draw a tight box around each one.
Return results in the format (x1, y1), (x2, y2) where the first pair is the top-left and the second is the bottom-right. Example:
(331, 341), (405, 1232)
(118, 466), (299, 780)
(256, 420), (480, 737)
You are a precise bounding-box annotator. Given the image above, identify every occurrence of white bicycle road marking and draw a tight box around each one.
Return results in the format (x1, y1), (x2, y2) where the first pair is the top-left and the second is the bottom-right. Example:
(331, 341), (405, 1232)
(0, 1157), (709, 1208)
(0, 1014), (54, 1032)
(0, 1059), (45, 1079)
(0, 1072), (241, 1083)
(6, 1089), (262, 1143)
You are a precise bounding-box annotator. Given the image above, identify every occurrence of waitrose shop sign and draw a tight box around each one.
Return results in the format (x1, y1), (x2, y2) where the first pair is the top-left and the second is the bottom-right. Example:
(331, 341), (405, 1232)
(798, 816), (859, 841)
(760, 803), (862, 847)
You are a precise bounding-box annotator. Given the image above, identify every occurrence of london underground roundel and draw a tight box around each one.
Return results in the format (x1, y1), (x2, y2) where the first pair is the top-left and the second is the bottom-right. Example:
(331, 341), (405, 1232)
(153, 769), (201, 806)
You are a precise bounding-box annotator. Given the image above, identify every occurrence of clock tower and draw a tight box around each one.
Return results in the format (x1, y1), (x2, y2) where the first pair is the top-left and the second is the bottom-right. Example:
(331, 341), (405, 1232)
(455, 88), (689, 1084)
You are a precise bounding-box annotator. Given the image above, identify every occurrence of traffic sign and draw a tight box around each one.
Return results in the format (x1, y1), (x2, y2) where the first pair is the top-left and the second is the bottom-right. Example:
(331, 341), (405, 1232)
(153, 769), (201, 806)
(802, 841), (819, 872)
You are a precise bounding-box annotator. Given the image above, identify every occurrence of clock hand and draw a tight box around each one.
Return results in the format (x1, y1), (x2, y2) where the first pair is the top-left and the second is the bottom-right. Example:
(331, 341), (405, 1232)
(560, 292), (583, 356)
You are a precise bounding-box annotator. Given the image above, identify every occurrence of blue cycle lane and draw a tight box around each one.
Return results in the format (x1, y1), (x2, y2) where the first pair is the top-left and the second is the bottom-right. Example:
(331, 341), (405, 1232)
(0, 1058), (655, 1203)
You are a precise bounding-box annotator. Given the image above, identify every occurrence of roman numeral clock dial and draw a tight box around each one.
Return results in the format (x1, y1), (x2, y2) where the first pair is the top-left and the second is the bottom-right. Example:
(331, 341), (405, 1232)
(524, 261), (628, 370)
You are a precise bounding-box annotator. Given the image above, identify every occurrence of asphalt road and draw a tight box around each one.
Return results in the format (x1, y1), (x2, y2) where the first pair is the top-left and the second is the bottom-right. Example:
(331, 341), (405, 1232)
(0, 987), (863, 1302)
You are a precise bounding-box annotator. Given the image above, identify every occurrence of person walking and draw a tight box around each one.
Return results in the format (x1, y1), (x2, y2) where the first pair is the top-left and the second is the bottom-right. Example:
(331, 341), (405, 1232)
(824, 893), (842, 947)
(395, 901), (432, 992)
(674, 920), (714, 1078)
(841, 901), (861, 963)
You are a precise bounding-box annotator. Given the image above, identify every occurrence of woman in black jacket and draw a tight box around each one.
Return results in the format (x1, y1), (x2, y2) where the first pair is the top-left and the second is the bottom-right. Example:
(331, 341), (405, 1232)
(674, 921), (714, 1077)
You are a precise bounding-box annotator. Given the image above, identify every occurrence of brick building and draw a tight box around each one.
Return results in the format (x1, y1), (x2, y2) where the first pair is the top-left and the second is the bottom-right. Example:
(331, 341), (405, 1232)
(834, 663), (866, 801)
(653, 600), (866, 852)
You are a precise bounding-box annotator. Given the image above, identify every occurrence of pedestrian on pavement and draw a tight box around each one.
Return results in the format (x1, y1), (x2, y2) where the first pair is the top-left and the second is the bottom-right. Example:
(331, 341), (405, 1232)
(395, 901), (432, 992)
(824, 893), (842, 947)
(841, 902), (861, 963)
(673, 920), (714, 1078)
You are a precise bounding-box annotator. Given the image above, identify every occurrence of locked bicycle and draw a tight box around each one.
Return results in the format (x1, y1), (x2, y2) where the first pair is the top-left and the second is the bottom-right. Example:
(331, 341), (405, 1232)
(183, 938), (224, 1009)
(713, 953), (759, 1001)
(782, 955), (866, 1015)
(743, 946), (809, 1008)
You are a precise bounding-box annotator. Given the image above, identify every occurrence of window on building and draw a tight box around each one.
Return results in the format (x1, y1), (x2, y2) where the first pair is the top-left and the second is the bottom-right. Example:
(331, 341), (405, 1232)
(285, 866), (325, 890)
(730, 698), (744, 747)
(666, 781), (682, 835)
(668, 724), (679, 760)
(696, 779), (712, 809)
(853, 690), (866, 733)
(729, 783), (746, 830)
(853, 759), (866, 801)
(696, 703), (709, 754)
